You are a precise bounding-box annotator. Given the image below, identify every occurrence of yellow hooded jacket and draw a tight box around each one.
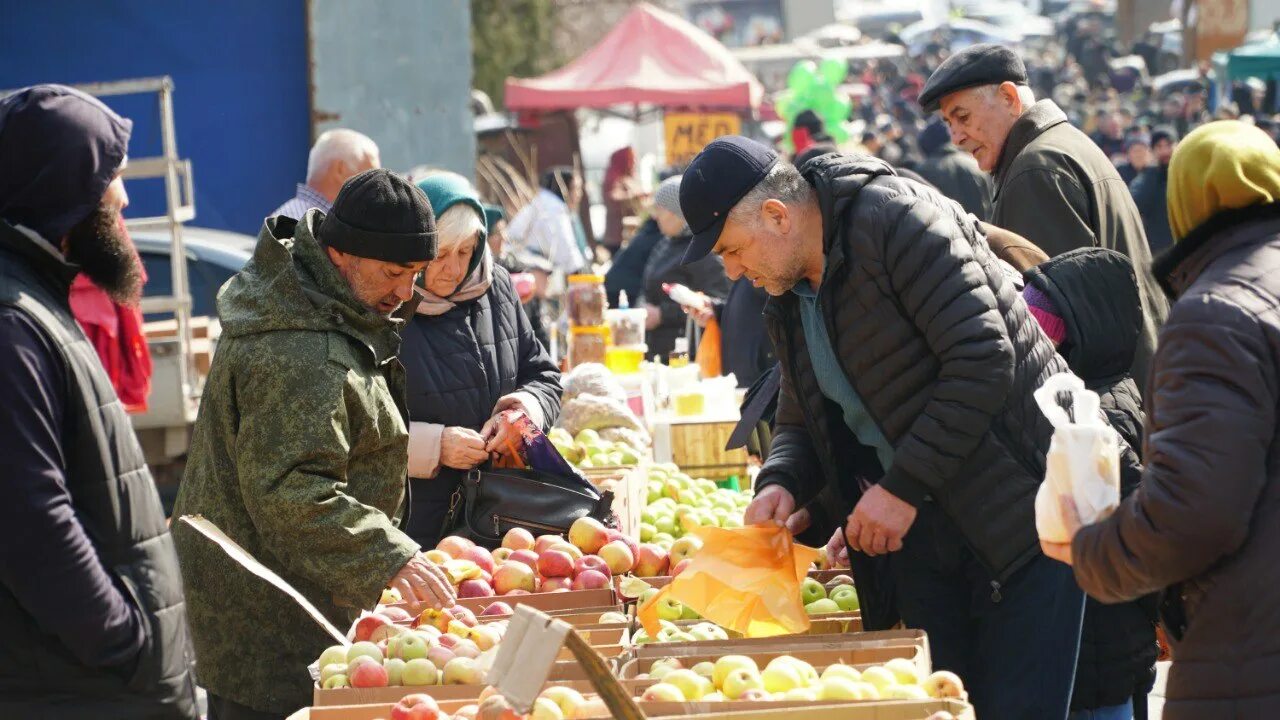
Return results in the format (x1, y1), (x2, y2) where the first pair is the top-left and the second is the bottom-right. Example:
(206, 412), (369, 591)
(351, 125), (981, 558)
(1168, 121), (1280, 242)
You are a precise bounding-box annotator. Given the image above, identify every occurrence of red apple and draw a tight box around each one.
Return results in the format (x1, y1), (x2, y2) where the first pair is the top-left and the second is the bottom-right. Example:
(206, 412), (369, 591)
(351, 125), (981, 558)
(568, 517), (609, 555)
(349, 658), (389, 688)
(502, 527), (535, 551)
(493, 561), (537, 595)
(436, 535), (476, 559)
(507, 549), (539, 570)
(541, 576), (573, 592)
(353, 613), (393, 643)
(462, 545), (496, 575)
(533, 534), (563, 555)
(573, 555), (610, 578)
(492, 547), (514, 564)
(633, 543), (670, 577)
(450, 605), (478, 627)
(481, 601), (513, 616)
(391, 693), (443, 720)
(598, 540), (636, 574)
(572, 569), (610, 591)
(376, 605), (414, 623)
(426, 644), (456, 669)
(457, 579), (495, 599)
(537, 549), (575, 578)
(606, 529), (640, 560)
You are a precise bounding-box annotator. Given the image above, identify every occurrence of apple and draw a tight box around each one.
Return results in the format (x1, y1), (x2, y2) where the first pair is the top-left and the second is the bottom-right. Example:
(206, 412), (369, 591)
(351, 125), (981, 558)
(381, 587), (403, 605)
(669, 535), (703, 565)
(451, 638), (481, 660)
(383, 658), (406, 686)
(424, 549), (451, 566)
(701, 691), (726, 702)
(462, 546), (496, 575)
(476, 694), (521, 720)
(541, 576), (573, 592)
(377, 604), (414, 622)
(506, 549), (540, 570)
(637, 587), (660, 607)
(492, 547), (514, 564)
(722, 668), (764, 700)
(426, 645), (455, 670)
(737, 688), (770, 701)
(568, 517), (609, 554)
(671, 559), (693, 576)
(458, 579), (495, 598)
(783, 688), (819, 701)
(319, 663), (347, 684)
(829, 585), (860, 612)
(712, 655), (758, 689)
(537, 549), (575, 578)
(436, 535), (475, 559)
(639, 523), (656, 542)
(573, 555), (610, 578)
(691, 661), (715, 679)
(885, 657), (922, 685)
(664, 668), (707, 700)
(804, 598), (841, 615)
(818, 677), (864, 701)
(571, 569), (609, 591)
(391, 692), (443, 720)
(888, 684), (932, 700)
(346, 641), (383, 664)
(470, 625), (502, 651)
(533, 534), (562, 555)
(349, 658), (389, 688)
(761, 663), (804, 693)
(322, 673), (349, 689)
(640, 682), (686, 702)
(539, 686), (587, 717)
(493, 562), (536, 595)
(598, 540), (635, 574)
(353, 613), (394, 643)
(450, 605), (478, 627)
(505, 589), (530, 595)
(799, 577), (826, 605)
(317, 645), (348, 670)
(502, 527), (535, 551)
(923, 670), (967, 699)
(395, 633), (430, 661)
(633, 543), (670, 577)
(821, 664), (862, 683)
(605, 529), (640, 560)
(481, 601), (513, 616)
(529, 697), (564, 720)
(860, 665), (897, 693)
(442, 656), (485, 685)
(651, 595), (684, 622)
(550, 542), (583, 561)
(401, 658), (439, 686)
(597, 611), (629, 624)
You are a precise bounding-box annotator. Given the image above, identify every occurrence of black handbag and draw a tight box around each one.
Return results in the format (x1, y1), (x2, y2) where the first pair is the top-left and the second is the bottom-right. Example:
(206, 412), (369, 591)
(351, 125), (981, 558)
(439, 466), (616, 549)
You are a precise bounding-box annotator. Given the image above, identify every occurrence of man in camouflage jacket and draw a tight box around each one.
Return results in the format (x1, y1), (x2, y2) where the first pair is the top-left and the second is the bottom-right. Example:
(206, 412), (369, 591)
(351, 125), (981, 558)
(173, 170), (454, 719)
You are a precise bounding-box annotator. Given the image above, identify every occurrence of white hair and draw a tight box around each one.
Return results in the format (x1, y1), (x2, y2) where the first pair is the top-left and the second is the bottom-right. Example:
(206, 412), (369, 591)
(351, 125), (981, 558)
(435, 203), (486, 253)
(727, 161), (815, 230)
(307, 129), (379, 182)
(976, 83), (1037, 111)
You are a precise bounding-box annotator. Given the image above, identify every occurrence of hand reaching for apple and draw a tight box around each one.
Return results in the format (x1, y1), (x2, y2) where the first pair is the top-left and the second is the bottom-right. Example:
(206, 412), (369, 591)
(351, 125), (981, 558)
(743, 484), (795, 527)
(440, 426), (488, 470)
(389, 553), (456, 610)
(846, 484), (917, 557)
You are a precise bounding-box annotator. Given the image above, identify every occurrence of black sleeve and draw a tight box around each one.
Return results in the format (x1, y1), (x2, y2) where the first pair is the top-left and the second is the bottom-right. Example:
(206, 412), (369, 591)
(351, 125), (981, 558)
(0, 308), (144, 670)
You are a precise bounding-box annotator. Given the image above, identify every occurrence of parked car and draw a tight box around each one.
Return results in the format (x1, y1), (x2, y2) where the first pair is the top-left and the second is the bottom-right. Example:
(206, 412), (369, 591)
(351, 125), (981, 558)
(132, 226), (255, 321)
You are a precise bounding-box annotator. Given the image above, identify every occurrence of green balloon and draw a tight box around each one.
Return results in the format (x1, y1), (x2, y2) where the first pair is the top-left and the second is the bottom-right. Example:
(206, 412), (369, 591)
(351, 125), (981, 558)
(829, 124), (850, 143)
(787, 61), (818, 93)
(775, 92), (799, 121)
(820, 58), (848, 87)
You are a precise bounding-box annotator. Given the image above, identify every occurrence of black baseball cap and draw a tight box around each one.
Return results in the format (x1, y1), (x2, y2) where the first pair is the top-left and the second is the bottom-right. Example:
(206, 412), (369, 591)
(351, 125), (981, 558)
(679, 135), (778, 265)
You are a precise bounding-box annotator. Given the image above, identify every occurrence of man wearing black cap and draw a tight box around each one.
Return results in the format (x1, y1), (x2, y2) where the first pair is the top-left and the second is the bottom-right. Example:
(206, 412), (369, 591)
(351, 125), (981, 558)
(919, 42), (1168, 390)
(173, 169), (456, 719)
(682, 135), (1082, 718)
(0, 85), (199, 718)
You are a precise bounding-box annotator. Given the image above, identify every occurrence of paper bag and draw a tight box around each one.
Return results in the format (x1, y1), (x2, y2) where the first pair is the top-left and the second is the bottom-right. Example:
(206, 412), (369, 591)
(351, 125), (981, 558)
(638, 524), (819, 638)
(1034, 373), (1121, 543)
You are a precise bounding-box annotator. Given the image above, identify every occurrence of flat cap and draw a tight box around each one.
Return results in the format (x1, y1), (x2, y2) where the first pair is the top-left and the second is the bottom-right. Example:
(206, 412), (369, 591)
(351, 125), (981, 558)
(919, 44), (1028, 113)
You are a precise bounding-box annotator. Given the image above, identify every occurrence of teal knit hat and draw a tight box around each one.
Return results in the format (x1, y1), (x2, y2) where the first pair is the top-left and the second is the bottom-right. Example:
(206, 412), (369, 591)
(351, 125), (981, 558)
(414, 172), (486, 242)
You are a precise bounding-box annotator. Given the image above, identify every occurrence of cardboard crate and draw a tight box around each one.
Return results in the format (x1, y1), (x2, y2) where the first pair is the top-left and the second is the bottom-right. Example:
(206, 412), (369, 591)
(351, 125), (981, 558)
(646, 698), (975, 719)
(313, 665), (602, 706)
(582, 460), (647, 540)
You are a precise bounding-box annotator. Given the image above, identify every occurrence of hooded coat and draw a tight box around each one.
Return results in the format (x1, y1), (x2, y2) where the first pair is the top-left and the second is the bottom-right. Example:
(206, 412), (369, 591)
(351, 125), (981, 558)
(1025, 249), (1158, 711)
(1070, 122), (1280, 720)
(756, 153), (1067, 628)
(400, 189), (561, 548)
(991, 100), (1169, 390)
(172, 212), (422, 714)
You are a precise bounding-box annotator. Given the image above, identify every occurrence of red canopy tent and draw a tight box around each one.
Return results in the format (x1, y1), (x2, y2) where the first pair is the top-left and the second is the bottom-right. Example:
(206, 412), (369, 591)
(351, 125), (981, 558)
(504, 3), (763, 112)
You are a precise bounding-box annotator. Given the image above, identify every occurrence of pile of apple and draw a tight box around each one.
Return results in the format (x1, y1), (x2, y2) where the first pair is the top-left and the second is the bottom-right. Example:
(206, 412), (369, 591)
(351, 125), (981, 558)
(549, 427), (642, 469)
(447, 685), (609, 720)
(421, 517), (661, 599)
(640, 465), (750, 554)
(313, 606), (500, 691)
(800, 574), (860, 615)
(635, 654), (967, 705)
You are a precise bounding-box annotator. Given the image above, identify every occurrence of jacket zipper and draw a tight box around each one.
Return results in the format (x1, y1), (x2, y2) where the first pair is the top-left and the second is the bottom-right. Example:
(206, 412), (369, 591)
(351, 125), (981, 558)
(492, 515), (565, 536)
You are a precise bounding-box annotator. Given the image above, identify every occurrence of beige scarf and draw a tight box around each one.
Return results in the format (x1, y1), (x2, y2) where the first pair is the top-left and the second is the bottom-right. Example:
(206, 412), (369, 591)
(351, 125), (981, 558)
(414, 245), (495, 316)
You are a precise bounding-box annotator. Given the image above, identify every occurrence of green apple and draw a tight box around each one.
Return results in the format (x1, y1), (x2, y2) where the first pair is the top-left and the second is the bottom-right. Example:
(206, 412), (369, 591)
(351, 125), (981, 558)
(346, 641), (383, 664)
(883, 684), (930, 700)
(761, 663), (804, 694)
(884, 657), (922, 685)
(923, 670), (967, 699)
(712, 655), (758, 689)
(638, 587), (660, 607)
(401, 658), (439, 686)
(654, 596), (684, 622)
(691, 661), (715, 679)
(821, 664), (862, 684)
(654, 516), (677, 537)
(860, 665), (896, 693)
(630, 629), (653, 645)
(782, 687), (819, 701)
(319, 663), (347, 684)
(680, 604), (701, 621)
(829, 585), (860, 612)
(701, 691), (726, 702)
(639, 523), (656, 542)
(804, 598), (841, 615)
(818, 677), (865, 701)
(574, 429), (600, 445)
(317, 645), (348, 670)
(322, 673), (349, 689)
(799, 577), (826, 605)
(640, 682), (685, 702)
(664, 669), (706, 700)
(721, 668), (764, 700)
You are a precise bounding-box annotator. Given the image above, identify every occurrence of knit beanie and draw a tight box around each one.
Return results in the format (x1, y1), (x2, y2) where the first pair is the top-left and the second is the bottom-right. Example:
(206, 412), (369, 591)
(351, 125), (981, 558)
(918, 119), (951, 155)
(1023, 284), (1067, 345)
(653, 175), (685, 226)
(318, 168), (437, 263)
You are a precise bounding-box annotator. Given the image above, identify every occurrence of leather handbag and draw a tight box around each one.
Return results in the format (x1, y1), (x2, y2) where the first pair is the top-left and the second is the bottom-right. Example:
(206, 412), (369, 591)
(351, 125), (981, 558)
(440, 466), (615, 548)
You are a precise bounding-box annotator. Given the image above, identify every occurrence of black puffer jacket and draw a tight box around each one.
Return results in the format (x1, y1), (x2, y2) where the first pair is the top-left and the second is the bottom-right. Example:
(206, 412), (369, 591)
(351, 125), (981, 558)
(757, 153), (1068, 627)
(1025, 248), (1158, 712)
(400, 264), (562, 547)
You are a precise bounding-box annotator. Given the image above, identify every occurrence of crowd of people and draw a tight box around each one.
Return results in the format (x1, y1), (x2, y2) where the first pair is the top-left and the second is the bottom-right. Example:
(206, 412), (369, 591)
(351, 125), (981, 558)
(2, 15), (1280, 720)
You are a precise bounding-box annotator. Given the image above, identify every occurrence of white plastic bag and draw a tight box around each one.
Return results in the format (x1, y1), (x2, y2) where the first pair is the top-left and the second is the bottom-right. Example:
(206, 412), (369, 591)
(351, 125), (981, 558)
(1034, 373), (1121, 543)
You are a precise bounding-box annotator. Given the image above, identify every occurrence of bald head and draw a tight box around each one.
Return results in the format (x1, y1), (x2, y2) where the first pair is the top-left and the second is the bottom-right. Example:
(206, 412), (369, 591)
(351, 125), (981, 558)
(306, 129), (380, 201)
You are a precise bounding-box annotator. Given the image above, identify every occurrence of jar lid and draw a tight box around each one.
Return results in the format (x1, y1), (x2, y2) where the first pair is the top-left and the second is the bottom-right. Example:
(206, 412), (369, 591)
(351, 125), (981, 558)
(567, 274), (605, 283)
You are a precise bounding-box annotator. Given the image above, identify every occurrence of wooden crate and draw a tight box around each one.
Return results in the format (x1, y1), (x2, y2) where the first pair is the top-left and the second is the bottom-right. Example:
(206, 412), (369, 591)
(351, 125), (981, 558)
(652, 416), (748, 481)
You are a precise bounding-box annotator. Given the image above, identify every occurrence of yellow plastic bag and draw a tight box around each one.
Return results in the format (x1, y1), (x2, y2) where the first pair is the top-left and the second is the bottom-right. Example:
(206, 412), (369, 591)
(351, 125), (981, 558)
(697, 316), (722, 379)
(639, 524), (819, 638)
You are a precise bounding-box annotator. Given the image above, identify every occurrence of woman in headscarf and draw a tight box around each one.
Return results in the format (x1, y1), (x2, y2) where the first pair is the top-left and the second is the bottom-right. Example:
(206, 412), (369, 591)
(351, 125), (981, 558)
(602, 147), (646, 253)
(402, 172), (562, 548)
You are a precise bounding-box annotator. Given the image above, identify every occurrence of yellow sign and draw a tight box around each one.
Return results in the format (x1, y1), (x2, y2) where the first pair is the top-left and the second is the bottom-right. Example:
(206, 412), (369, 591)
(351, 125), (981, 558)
(664, 113), (742, 167)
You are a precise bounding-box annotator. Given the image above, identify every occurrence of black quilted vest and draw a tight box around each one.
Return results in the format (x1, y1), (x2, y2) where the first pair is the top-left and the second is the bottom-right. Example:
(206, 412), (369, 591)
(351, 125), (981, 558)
(0, 223), (198, 719)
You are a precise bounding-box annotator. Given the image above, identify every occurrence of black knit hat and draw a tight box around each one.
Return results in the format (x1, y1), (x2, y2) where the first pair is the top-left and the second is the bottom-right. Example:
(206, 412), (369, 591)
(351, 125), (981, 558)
(317, 168), (437, 263)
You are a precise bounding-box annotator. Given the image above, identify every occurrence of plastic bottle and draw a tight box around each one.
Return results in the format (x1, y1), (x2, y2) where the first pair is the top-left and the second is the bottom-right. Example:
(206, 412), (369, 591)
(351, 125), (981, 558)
(662, 282), (702, 308)
(669, 337), (689, 368)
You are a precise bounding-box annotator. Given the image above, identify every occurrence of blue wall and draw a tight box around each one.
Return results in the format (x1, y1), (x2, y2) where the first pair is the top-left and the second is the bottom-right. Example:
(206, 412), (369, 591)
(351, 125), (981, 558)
(0, 1), (310, 235)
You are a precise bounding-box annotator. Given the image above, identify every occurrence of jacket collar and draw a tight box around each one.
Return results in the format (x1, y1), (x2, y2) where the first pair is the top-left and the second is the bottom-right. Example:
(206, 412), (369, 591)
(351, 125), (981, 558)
(0, 220), (80, 295)
(1154, 202), (1280, 299)
(801, 152), (896, 277)
(994, 100), (1070, 188)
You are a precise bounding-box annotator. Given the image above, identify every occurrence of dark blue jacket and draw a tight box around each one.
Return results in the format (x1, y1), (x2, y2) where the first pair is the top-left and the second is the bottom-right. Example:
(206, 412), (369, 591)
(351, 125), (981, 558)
(400, 266), (561, 547)
(604, 217), (662, 308)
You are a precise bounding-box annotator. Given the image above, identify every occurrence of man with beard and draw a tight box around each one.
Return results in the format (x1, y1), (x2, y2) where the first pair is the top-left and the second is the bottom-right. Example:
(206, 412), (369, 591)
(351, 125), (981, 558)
(0, 85), (199, 718)
(172, 168), (455, 719)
